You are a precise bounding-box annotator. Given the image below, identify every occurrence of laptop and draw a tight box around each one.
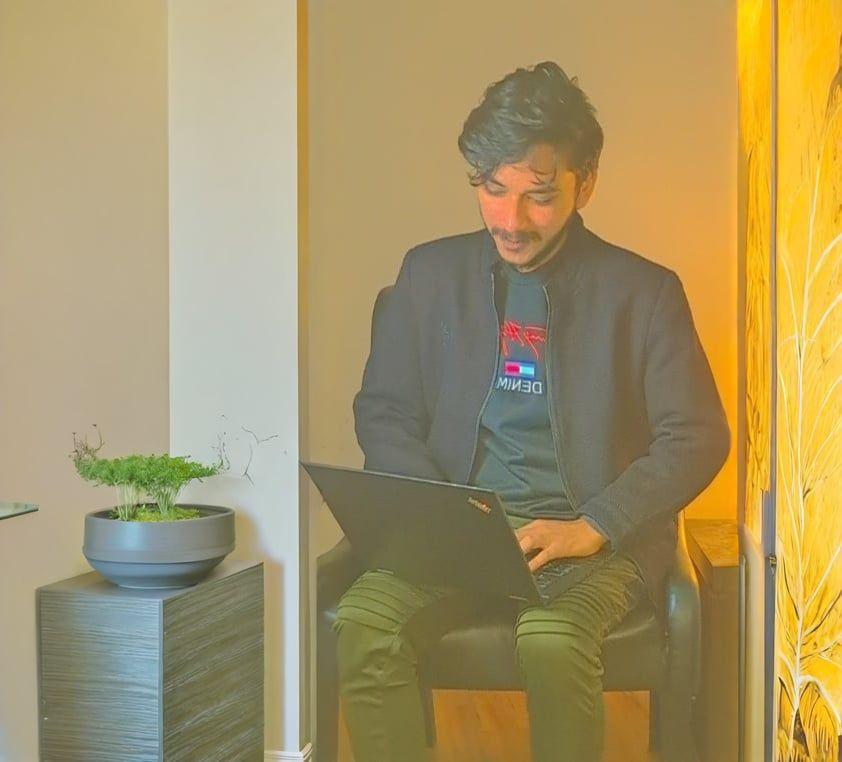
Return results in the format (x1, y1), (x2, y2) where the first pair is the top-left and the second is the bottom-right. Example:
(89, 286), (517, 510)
(301, 462), (613, 605)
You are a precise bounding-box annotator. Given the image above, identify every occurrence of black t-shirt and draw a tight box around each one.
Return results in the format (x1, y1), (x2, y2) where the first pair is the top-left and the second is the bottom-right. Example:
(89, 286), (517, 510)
(470, 259), (574, 519)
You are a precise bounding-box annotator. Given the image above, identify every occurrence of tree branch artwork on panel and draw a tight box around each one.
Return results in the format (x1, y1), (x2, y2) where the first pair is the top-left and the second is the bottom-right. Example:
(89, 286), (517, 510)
(774, 2), (841, 759)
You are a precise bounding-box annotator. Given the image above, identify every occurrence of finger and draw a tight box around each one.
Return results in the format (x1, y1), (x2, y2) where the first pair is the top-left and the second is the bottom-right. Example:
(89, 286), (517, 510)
(515, 521), (537, 539)
(528, 549), (554, 573)
(519, 534), (535, 553)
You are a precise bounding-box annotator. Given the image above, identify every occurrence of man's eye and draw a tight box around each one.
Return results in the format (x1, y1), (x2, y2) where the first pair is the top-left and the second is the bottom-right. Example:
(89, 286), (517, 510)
(530, 195), (556, 205)
(484, 185), (505, 196)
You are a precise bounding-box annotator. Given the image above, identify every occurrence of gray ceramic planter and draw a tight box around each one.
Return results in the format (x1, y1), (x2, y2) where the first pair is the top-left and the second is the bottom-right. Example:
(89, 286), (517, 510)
(83, 504), (235, 589)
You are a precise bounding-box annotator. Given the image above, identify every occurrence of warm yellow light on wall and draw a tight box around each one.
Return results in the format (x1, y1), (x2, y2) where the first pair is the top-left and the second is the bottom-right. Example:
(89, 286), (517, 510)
(740, 0), (841, 759)
(738, 0), (773, 544)
(775, 1), (841, 758)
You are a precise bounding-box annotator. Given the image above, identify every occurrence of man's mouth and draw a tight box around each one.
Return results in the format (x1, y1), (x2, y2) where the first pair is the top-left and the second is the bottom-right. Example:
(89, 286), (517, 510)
(500, 238), (530, 253)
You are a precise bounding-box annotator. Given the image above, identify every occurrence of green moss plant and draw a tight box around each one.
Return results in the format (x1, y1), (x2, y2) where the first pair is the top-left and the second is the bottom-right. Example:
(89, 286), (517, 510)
(71, 427), (223, 521)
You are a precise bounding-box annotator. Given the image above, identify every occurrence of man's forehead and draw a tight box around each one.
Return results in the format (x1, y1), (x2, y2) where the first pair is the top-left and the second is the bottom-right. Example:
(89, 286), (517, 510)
(491, 146), (570, 184)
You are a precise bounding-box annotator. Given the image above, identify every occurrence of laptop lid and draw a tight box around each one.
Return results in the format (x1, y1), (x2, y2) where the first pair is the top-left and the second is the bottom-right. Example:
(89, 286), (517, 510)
(302, 462), (540, 603)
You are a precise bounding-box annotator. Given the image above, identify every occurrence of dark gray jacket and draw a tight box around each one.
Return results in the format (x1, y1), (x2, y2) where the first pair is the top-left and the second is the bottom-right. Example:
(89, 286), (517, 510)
(353, 212), (730, 612)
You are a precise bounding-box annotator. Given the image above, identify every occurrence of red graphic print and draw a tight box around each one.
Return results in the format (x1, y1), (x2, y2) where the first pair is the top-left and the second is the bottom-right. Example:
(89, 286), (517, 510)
(500, 320), (546, 359)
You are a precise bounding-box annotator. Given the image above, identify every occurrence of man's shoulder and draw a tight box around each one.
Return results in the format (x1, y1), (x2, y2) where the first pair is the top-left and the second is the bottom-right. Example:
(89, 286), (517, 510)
(582, 227), (675, 284)
(578, 227), (679, 304)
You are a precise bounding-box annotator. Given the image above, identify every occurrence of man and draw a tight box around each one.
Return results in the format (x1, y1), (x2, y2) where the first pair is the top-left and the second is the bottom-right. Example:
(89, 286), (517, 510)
(334, 61), (730, 762)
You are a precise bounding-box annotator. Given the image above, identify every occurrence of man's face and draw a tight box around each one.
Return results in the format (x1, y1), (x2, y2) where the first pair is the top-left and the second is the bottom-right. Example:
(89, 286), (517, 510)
(476, 143), (595, 272)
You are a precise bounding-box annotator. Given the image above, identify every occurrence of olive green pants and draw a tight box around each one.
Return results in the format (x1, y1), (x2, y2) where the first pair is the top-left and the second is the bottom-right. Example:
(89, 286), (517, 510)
(333, 515), (645, 762)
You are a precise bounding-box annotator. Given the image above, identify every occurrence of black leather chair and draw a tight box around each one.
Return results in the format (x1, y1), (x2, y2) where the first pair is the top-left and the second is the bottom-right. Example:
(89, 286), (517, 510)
(316, 514), (700, 762)
(315, 287), (701, 761)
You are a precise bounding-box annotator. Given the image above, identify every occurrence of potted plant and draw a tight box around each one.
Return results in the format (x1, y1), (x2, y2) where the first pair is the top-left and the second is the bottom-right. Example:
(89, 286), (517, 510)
(72, 428), (235, 589)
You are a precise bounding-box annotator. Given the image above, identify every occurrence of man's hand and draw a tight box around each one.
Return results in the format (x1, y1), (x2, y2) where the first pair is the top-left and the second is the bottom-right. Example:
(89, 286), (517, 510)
(516, 518), (608, 572)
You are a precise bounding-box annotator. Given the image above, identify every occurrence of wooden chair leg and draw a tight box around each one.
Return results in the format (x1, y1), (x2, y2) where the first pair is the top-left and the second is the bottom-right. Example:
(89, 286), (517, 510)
(420, 684), (437, 748)
(648, 690), (660, 751)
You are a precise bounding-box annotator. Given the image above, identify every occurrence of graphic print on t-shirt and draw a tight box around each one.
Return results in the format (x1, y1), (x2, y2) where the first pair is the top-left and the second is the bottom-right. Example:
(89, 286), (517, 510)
(497, 320), (547, 395)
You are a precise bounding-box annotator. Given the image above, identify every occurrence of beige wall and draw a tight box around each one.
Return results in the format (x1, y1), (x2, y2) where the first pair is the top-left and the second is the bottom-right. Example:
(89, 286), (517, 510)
(308, 0), (739, 551)
(168, 1), (306, 753)
(0, 2), (169, 759)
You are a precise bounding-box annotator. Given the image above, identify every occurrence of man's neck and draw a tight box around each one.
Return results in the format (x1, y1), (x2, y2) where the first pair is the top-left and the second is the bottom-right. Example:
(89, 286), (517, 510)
(515, 220), (572, 274)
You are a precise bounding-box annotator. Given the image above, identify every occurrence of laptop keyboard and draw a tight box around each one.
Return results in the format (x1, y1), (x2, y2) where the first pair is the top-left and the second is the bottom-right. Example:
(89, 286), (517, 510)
(531, 554), (610, 602)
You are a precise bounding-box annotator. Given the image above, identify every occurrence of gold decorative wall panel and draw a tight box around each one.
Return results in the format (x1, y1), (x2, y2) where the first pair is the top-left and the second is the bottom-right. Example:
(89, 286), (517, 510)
(774, 1), (841, 759)
(740, 0), (841, 757)
(738, 0), (774, 544)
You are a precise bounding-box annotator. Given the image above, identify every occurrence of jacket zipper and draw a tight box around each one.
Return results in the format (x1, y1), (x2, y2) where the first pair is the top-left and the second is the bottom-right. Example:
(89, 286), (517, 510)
(466, 270), (500, 482)
(543, 285), (580, 511)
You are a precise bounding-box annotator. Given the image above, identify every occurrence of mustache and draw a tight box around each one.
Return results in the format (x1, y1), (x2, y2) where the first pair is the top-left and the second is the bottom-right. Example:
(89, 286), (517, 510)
(492, 229), (539, 244)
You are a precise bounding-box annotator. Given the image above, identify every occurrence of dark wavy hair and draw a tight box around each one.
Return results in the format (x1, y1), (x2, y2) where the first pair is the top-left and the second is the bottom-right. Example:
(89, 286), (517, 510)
(458, 61), (604, 186)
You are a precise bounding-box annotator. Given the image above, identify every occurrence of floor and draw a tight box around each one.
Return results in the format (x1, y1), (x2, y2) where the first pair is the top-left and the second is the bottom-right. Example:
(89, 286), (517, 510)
(339, 689), (662, 761)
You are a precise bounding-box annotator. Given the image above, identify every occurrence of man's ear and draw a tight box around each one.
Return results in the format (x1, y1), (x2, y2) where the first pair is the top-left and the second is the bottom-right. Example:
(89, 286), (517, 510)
(575, 169), (598, 209)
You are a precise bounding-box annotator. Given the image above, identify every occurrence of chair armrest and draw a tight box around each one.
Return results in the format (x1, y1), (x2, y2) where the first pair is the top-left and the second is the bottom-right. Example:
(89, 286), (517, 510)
(664, 513), (702, 696)
(317, 536), (363, 612)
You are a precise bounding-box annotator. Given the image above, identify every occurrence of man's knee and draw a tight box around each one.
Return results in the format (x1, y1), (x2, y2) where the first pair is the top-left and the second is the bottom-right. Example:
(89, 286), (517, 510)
(514, 607), (601, 675)
(333, 574), (423, 688)
(335, 617), (417, 694)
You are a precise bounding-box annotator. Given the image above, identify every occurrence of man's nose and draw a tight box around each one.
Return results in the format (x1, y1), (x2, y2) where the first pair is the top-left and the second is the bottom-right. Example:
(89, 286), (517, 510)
(502, 196), (528, 230)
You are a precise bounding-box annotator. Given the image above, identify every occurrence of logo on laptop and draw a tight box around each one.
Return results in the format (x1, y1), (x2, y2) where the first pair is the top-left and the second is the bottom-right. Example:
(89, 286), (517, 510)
(467, 496), (491, 515)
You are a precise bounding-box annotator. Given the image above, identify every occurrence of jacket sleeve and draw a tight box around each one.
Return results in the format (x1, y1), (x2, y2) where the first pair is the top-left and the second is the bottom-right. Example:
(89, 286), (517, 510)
(578, 271), (730, 550)
(352, 249), (446, 481)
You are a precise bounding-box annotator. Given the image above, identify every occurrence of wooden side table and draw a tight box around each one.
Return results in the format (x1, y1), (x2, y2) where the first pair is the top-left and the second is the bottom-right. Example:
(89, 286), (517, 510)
(685, 519), (739, 762)
(37, 560), (263, 761)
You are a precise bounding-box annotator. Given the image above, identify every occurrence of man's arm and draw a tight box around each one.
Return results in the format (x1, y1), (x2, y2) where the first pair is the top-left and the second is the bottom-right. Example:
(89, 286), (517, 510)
(577, 270), (731, 551)
(353, 249), (445, 481)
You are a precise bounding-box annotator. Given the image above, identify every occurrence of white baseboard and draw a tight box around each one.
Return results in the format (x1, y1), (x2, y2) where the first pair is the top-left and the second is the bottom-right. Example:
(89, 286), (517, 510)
(265, 742), (313, 761)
